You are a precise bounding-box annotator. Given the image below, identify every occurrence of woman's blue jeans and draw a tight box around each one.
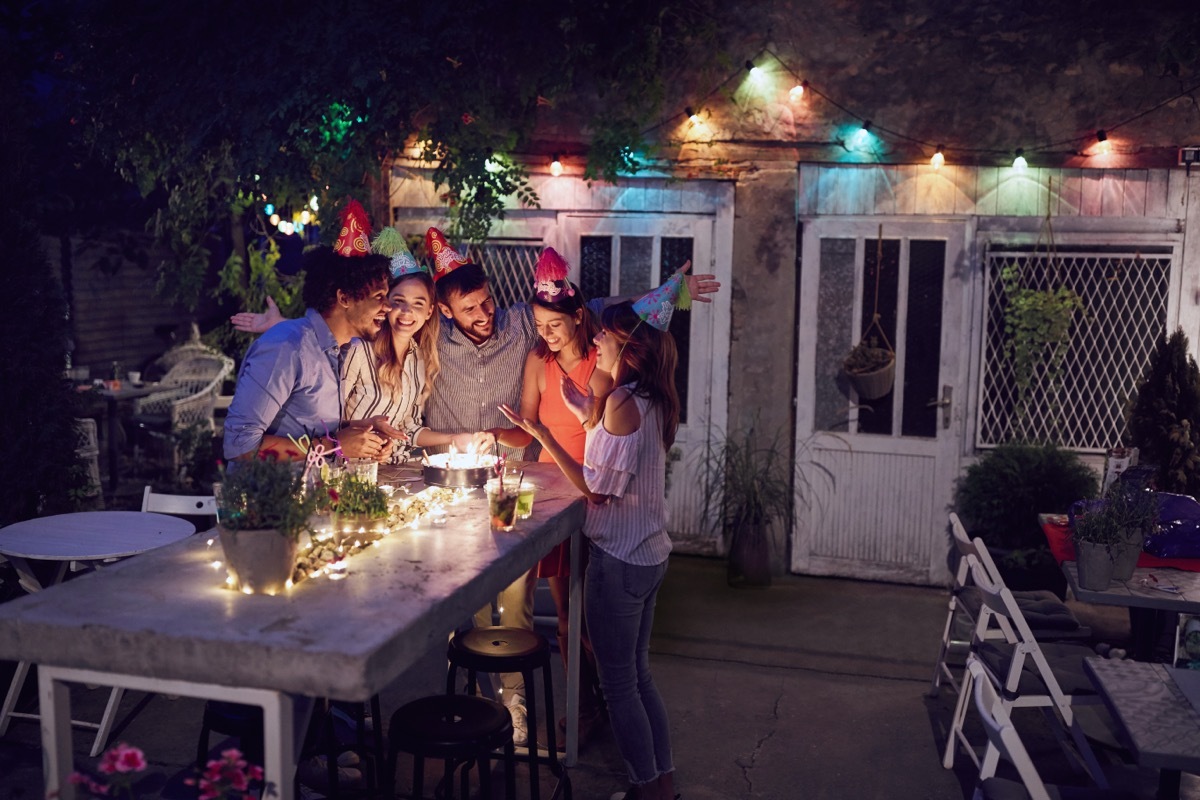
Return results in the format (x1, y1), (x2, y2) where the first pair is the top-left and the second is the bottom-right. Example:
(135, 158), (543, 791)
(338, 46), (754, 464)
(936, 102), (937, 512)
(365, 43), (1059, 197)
(585, 543), (673, 785)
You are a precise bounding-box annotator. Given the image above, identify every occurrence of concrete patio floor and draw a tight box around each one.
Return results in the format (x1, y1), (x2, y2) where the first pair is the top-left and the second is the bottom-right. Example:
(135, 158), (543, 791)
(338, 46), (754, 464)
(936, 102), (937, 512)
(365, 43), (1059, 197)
(1, 553), (1197, 799)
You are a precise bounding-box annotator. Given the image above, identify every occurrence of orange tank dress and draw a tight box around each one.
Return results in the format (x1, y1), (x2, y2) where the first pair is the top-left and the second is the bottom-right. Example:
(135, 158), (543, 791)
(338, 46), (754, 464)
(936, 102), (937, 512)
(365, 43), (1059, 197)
(536, 348), (597, 577)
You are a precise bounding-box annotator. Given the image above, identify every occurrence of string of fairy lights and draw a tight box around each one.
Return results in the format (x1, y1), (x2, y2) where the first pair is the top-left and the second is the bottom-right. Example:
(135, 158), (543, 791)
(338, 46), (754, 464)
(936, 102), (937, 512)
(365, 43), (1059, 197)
(636, 46), (1200, 171)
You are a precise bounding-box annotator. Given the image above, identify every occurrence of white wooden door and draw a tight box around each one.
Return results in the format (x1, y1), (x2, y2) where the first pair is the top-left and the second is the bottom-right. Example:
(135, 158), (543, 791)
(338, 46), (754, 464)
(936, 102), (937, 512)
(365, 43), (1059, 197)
(793, 218), (971, 585)
(559, 214), (731, 553)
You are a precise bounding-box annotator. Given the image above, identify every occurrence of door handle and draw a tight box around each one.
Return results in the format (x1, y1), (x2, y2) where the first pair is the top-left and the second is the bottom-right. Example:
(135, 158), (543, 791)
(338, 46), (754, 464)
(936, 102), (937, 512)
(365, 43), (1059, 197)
(926, 385), (952, 429)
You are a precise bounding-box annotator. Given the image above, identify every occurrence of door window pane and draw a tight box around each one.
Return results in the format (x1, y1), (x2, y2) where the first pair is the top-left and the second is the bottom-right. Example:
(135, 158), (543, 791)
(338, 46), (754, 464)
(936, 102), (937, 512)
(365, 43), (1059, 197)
(857, 239), (900, 435)
(901, 241), (946, 438)
(618, 236), (653, 295)
(580, 236), (612, 301)
(815, 238), (856, 432)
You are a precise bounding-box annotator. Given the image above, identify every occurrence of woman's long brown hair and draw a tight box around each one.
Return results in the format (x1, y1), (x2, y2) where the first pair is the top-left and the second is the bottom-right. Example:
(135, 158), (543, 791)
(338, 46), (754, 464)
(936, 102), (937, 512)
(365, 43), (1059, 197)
(373, 272), (440, 404)
(531, 282), (600, 362)
(588, 301), (679, 447)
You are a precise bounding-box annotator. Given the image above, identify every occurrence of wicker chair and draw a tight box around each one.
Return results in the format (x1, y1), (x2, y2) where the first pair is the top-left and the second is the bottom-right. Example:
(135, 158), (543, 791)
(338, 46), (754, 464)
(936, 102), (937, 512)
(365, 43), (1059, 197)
(131, 354), (233, 474)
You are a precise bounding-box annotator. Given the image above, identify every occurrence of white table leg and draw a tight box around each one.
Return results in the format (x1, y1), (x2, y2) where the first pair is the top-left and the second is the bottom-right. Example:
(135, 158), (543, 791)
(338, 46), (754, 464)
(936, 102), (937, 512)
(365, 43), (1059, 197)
(36, 666), (305, 800)
(0, 660), (31, 735)
(565, 527), (582, 767)
(38, 667), (76, 800)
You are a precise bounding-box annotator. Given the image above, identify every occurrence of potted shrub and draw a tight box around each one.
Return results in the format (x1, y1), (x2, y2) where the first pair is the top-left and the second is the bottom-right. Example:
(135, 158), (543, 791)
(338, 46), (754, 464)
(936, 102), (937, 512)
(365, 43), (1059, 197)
(330, 472), (391, 544)
(1072, 479), (1159, 585)
(702, 426), (794, 588)
(1126, 328), (1200, 497)
(842, 336), (895, 400)
(215, 452), (317, 595)
(954, 442), (1098, 597)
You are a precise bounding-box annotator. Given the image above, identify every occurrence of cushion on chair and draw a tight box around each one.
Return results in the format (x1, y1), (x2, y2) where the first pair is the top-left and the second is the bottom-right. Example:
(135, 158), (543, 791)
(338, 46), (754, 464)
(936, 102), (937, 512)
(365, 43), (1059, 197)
(958, 587), (1084, 632)
(980, 776), (1137, 800)
(974, 640), (1099, 699)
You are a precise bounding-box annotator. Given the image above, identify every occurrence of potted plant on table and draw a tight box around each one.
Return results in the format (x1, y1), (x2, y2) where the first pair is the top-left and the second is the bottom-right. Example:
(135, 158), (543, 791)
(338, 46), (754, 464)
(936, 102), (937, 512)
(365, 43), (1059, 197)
(330, 472), (391, 544)
(1071, 479), (1159, 588)
(215, 452), (317, 595)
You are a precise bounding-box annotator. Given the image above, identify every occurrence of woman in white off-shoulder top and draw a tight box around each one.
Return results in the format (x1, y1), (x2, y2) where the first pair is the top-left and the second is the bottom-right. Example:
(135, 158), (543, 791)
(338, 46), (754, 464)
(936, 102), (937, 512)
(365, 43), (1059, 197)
(500, 300), (680, 800)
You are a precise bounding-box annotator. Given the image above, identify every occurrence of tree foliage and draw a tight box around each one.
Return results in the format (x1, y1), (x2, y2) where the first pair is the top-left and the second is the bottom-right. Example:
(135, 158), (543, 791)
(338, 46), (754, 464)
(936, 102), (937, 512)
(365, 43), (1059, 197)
(1126, 328), (1200, 496)
(31, 0), (721, 309)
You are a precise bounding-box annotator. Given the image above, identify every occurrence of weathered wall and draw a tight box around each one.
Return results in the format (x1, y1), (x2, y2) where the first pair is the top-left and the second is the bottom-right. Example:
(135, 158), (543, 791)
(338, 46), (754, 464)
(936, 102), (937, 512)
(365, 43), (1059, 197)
(728, 167), (798, 444)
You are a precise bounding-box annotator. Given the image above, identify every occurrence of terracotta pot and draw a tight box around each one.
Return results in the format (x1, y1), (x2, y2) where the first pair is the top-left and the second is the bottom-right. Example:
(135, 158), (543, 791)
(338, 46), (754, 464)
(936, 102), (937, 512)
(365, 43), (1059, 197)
(218, 526), (298, 595)
(1074, 540), (1115, 591)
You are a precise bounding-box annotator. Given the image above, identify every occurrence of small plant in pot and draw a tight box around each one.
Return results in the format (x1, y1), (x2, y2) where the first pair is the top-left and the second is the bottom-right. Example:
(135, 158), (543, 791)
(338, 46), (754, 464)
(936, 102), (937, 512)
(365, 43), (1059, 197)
(842, 336), (895, 400)
(330, 473), (390, 544)
(1071, 479), (1159, 588)
(215, 451), (317, 595)
(701, 425), (794, 588)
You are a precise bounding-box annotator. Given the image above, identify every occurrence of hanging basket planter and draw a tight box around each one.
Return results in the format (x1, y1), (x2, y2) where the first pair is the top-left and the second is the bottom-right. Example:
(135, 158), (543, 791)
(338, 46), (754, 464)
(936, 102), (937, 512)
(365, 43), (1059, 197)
(843, 348), (896, 400)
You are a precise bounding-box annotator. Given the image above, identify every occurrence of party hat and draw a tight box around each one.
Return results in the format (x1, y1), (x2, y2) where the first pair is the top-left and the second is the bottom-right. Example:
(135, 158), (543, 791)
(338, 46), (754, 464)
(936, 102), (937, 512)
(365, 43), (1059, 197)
(425, 227), (471, 282)
(334, 199), (371, 257)
(533, 247), (575, 303)
(372, 226), (425, 278)
(631, 271), (692, 331)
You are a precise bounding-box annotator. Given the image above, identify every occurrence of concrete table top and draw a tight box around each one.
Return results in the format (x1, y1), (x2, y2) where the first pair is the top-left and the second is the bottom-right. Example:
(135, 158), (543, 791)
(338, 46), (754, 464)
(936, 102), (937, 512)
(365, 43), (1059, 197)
(0, 463), (585, 703)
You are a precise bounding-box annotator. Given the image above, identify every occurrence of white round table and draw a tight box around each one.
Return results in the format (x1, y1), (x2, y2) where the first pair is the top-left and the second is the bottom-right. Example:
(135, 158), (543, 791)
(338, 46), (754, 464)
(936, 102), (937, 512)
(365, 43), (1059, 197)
(0, 510), (196, 755)
(0, 511), (196, 588)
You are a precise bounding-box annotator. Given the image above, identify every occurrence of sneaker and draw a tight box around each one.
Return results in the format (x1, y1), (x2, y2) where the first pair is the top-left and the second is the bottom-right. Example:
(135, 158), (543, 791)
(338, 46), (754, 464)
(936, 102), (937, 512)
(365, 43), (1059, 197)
(507, 700), (529, 747)
(296, 755), (364, 793)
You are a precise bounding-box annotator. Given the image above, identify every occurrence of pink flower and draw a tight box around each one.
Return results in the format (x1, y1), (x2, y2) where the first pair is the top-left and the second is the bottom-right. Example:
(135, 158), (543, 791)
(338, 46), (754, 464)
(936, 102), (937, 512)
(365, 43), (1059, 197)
(113, 743), (147, 773)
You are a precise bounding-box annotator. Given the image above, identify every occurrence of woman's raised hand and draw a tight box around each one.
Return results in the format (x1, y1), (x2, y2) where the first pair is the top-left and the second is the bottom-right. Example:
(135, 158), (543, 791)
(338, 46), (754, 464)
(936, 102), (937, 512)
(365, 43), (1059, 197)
(230, 296), (285, 334)
(560, 376), (594, 423)
(673, 259), (721, 303)
(498, 404), (550, 443)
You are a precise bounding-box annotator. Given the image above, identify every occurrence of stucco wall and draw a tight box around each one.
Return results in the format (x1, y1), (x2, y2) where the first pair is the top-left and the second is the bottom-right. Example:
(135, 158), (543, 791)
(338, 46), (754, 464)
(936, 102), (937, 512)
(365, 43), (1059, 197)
(728, 167), (798, 445)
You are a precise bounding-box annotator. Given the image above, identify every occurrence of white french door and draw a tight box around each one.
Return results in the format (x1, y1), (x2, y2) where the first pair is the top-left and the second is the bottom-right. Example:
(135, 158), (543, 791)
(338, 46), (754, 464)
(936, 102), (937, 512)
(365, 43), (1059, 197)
(559, 213), (731, 552)
(794, 218), (971, 585)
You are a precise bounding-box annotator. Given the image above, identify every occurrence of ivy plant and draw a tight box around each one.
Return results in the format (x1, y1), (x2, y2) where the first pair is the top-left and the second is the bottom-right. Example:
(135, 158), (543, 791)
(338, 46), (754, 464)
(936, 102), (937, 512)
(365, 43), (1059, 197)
(1000, 259), (1084, 442)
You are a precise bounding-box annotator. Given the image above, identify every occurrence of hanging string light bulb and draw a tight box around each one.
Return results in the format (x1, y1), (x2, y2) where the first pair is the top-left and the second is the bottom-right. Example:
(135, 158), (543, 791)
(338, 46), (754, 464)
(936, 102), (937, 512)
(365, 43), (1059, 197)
(549, 154), (564, 177)
(746, 60), (763, 79)
(686, 107), (701, 124)
(853, 121), (872, 147)
(931, 144), (945, 170)
(789, 82), (806, 102)
(1095, 130), (1110, 155)
(1012, 148), (1028, 170)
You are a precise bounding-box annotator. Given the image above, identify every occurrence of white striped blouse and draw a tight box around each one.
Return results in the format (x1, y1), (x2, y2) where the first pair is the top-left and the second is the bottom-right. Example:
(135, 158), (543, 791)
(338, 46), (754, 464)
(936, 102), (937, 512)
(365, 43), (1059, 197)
(582, 389), (672, 566)
(341, 338), (427, 464)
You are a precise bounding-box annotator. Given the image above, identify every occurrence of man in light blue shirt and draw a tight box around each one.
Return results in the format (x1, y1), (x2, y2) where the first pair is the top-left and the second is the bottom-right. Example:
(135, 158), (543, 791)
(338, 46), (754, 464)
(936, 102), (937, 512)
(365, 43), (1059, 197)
(224, 248), (393, 461)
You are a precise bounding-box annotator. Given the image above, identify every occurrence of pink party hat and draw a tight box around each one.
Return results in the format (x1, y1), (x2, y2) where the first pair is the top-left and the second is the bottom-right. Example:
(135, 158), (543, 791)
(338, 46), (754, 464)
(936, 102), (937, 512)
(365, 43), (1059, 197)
(425, 227), (471, 282)
(631, 271), (692, 331)
(334, 200), (371, 257)
(533, 247), (575, 303)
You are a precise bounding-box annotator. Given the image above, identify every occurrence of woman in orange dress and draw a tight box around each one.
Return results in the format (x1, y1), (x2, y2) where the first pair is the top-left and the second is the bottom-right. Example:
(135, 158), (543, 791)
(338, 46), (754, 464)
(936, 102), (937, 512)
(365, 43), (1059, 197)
(497, 248), (611, 743)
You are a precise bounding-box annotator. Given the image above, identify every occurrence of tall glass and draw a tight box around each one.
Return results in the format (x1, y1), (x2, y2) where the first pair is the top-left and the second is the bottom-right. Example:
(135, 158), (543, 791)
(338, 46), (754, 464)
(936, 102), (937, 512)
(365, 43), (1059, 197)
(485, 478), (520, 531)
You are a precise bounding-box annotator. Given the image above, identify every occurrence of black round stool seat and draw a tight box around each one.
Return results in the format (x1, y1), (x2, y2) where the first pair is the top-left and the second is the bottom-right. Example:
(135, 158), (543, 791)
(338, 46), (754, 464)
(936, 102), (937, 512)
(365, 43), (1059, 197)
(445, 627), (569, 800)
(387, 694), (516, 799)
(390, 695), (513, 757)
(449, 626), (549, 673)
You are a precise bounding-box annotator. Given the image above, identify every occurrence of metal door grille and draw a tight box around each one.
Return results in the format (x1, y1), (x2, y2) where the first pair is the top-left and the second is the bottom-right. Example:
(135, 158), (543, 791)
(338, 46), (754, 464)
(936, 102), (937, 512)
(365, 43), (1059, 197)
(466, 242), (540, 309)
(977, 244), (1172, 451)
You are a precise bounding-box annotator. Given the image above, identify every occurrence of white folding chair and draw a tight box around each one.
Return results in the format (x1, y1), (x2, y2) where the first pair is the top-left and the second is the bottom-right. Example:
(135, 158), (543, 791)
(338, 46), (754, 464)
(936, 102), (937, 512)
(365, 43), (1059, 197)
(85, 489), (214, 757)
(944, 554), (1109, 788)
(930, 513), (1088, 698)
(141, 486), (217, 519)
(967, 656), (1136, 800)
